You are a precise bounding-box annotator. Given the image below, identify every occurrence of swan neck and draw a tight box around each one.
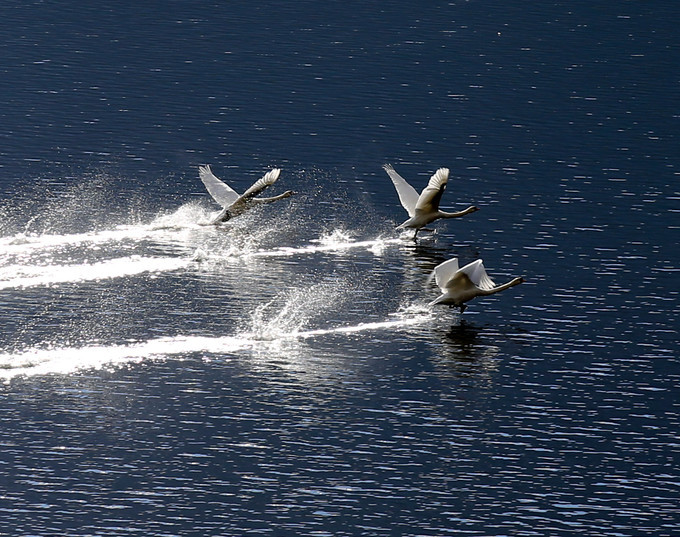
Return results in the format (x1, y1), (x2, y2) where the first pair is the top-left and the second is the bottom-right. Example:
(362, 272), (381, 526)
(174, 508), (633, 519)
(482, 277), (524, 295)
(440, 206), (476, 218)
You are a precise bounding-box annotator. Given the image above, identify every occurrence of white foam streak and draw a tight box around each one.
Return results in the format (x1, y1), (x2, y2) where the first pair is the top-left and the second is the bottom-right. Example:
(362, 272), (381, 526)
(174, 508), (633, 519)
(0, 227), (154, 254)
(0, 335), (253, 382)
(301, 316), (428, 337)
(0, 255), (190, 289)
(248, 235), (401, 259)
(191, 237), (399, 264)
(0, 204), (209, 255)
(0, 231), (399, 289)
(0, 311), (432, 382)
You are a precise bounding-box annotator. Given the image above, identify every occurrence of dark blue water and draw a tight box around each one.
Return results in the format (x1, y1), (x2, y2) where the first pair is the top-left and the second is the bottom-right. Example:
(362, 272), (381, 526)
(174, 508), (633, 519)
(1, 2), (678, 536)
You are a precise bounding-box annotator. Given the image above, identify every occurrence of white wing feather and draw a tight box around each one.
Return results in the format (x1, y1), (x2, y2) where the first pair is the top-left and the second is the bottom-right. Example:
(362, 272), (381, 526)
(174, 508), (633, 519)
(415, 168), (449, 212)
(383, 164), (420, 217)
(432, 257), (460, 291)
(199, 165), (240, 208)
(459, 259), (496, 290)
(239, 168), (281, 199)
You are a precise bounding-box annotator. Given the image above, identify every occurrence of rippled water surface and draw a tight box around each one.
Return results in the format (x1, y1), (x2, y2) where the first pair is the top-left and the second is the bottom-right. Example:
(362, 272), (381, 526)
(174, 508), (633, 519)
(1, 1), (678, 536)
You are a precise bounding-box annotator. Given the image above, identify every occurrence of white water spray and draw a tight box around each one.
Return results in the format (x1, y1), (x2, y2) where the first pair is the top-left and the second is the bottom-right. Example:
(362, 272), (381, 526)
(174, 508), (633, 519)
(0, 301), (433, 383)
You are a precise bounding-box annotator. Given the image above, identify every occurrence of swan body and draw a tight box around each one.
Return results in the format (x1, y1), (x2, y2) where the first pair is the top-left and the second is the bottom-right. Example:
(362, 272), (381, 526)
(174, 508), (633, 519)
(429, 257), (524, 313)
(383, 164), (479, 239)
(199, 165), (294, 224)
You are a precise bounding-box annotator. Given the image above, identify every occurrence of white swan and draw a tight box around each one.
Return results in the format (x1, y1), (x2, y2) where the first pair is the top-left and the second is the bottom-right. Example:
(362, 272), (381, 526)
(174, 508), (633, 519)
(199, 165), (294, 224)
(383, 164), (479, 239)
(429, 257), (524, 313)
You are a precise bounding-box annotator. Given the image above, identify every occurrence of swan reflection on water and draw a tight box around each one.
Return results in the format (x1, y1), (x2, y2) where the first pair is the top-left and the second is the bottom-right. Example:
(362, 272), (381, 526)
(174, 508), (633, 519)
(428, 320), (503, 380)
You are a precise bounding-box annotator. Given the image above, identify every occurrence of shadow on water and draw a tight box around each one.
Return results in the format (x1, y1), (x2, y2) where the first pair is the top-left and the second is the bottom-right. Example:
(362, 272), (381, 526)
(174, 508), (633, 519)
(443, 319), (482, 356)
(425, 317), (531, 382)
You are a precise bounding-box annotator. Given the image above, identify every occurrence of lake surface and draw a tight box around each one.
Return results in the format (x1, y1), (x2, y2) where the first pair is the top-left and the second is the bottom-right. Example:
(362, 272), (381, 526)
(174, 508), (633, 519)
(1, 1), (678, 536)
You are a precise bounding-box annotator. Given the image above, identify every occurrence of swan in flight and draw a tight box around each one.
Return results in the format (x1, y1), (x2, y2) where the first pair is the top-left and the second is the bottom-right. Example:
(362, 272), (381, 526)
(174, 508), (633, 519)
(199, 165), (294, 224)
(429, 257), (524, 313)
(383, 164), (479, 239)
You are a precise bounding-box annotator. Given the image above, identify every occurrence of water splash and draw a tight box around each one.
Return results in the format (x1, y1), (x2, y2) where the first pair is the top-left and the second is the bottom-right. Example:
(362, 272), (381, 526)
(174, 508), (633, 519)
(243, 282), (350, 341)
(309, 228), (398, 255)
(313, 228), (356, 246)
(148, 202), (212, 230)
(391, 302), (434, 317)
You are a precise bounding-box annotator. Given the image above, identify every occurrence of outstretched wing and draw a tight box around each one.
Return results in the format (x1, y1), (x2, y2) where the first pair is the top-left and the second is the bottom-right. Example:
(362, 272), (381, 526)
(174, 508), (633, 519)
(432, 257), (460, 291)
(383, 164), (420, 217)
(199, 165), (240, 208)
(239, 168), (281, 201)
(415, 168), (449, 213)
(459, 259), (496, 290)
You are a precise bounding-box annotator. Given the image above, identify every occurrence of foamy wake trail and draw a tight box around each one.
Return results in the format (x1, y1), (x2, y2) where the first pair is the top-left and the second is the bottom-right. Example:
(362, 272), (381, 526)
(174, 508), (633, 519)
(0, 226), (157, 255)
(238, 230), (401, 259)
(0, 203), (210, 255)
(251, 238), (399, 258)
(0, 228), (400, 289)
(0, 255), (191, 289)
(0, 307), (433, 382)
(0, 335), (254, 382)
(238, 280), (434, 342)
(301, 315), (430, 338)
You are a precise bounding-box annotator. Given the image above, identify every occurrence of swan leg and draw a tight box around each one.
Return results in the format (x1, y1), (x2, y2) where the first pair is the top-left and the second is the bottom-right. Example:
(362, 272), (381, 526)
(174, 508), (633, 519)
(459, 304), (467, 314)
